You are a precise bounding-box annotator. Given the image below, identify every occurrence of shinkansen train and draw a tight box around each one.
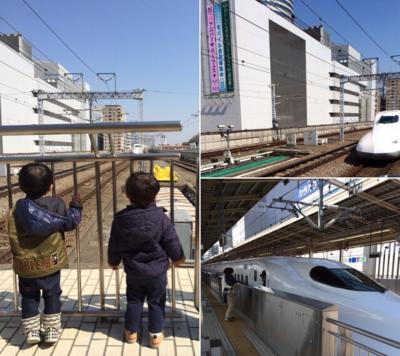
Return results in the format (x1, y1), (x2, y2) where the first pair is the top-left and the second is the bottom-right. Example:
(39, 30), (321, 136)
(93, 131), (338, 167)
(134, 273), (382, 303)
(203, 256), (400, 354)
(356, 110), (400, 159)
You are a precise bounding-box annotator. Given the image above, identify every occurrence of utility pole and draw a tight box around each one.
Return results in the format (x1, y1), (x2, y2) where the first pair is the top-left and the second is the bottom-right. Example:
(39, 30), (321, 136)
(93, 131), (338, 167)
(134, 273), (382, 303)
(339, 83), (345, 141)
(271, 83), (283, 141)
(38, 98), (45, 154)
(317, 180), (324, 231)
(271, 84), (278, 129)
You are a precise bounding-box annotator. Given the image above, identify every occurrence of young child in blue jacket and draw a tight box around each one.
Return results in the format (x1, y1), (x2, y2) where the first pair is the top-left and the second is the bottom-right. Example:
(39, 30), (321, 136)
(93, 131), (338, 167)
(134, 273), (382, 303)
(107, 172), (185, 348)
(8, 163), (82, 345)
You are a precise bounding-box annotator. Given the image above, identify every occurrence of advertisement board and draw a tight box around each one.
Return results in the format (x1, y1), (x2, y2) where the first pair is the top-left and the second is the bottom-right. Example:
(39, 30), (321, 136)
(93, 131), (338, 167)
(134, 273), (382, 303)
(205, 0), (234, 94)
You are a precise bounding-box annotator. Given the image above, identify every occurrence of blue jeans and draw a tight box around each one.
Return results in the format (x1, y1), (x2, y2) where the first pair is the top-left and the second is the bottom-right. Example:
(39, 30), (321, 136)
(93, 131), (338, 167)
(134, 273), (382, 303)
(125, 273), (167, 333)
(18, 271), (62, 319)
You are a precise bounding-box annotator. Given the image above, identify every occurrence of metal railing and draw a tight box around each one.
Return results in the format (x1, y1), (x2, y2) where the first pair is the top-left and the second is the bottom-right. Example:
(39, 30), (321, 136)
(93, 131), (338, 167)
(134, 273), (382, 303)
(325, 318), (400, 356)
(0, 122), (198, 317)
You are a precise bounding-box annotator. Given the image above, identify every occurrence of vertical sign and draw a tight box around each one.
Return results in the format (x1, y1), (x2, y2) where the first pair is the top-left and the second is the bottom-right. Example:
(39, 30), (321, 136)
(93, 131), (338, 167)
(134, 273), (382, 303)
(206, 0), (219, 93)
(214, 3), (226, 92)
(221, 1), (234, 92)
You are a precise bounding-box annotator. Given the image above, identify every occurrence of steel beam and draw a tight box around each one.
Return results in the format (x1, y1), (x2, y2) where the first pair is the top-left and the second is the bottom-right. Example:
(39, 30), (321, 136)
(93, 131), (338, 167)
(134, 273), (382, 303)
(0, 121), (181, 136)
(36, 90), (144, 101)
(0, 152), (180, 164)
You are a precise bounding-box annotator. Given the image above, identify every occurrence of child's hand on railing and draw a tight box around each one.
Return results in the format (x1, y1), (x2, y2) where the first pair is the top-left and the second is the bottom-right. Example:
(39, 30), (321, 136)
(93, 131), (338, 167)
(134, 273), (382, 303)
(71, 194), (82, 206)
(172, 256), (186, 267)
(108, 263), (119, 270)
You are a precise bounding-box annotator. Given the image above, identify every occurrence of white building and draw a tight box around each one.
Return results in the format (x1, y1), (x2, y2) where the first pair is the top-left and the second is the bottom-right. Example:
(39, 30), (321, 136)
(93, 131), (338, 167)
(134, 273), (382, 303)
(0, 34), (90, 154)
(201, 0), (376, 132)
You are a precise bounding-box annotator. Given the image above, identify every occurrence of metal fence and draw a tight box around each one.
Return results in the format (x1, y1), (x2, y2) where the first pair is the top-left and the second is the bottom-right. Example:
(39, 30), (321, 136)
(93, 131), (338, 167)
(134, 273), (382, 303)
(325, 318), (400, 356)
(0, 121), (199, 317)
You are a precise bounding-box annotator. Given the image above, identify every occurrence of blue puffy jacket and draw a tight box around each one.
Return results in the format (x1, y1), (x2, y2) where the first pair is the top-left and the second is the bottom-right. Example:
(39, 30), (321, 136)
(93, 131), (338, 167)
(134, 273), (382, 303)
(14, 198), (82, 237)
(107, 203), (184, 279)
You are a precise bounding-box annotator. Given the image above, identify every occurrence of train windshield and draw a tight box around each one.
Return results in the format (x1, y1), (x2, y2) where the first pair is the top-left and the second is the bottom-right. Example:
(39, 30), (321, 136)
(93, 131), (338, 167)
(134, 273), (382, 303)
(310, 266), (386, 293)
(377, 115), (399, 124)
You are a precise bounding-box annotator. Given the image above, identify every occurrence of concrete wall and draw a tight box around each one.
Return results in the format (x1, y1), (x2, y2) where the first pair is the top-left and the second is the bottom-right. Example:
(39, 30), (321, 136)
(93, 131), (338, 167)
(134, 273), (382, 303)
(201, 121), (373, 153)
(0, 41), (89, 154)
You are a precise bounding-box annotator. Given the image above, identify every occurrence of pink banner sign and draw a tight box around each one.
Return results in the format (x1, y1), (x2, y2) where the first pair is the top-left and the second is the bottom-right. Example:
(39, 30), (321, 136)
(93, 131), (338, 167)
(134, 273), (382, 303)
(206, 0), (219, 93)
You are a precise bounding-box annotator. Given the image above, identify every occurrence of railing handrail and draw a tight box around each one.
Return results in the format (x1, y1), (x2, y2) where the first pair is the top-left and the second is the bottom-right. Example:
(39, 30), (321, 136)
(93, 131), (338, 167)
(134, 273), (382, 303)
(327, 330), (386, 356)
(0, 152), (181, 163)
(0, 121), (182, 136)
(326, 317), (400, 349)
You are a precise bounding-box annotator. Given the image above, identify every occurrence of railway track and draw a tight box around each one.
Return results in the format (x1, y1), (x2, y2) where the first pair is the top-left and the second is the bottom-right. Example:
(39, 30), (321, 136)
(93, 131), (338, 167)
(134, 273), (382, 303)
(0, 162), (102, 198)
(173, 160), (197, 173)
(263, 143), (357, 177)
(346, 159), (399, 177)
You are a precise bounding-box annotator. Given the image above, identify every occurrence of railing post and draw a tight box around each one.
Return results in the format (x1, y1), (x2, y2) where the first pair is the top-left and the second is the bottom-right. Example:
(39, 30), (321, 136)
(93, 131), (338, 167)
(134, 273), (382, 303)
(111, 161), (120, 310)
(130, 160), (134, 175)
(149, 159), (154, 175)
(95, 162), (105, 309)
(72, 162), (83, 312)
(194, 158), (200, 310)
(50, 162), (56, 197)
(6, 164), (18, 312)
(170, 160), (176, 313)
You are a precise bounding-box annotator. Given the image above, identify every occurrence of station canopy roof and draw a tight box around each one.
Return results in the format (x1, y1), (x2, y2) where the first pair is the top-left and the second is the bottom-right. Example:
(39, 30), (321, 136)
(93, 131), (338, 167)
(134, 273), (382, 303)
(201, 179), (280, 252)
(202, 179), (400, 262)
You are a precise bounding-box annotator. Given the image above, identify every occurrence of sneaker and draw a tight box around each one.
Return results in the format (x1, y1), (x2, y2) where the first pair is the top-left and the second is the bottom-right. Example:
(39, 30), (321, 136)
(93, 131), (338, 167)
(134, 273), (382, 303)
(149, 332), (164, 348)
(124, 329), (138, 344)
(26, 330), (41, 344)
(42, 327), (60, 344)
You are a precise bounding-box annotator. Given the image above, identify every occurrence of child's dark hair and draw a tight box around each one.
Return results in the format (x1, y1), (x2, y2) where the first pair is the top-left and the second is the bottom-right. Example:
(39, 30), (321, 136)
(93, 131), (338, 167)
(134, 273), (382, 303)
(125, 172), (160, 208)
(19, 163), (53, 199)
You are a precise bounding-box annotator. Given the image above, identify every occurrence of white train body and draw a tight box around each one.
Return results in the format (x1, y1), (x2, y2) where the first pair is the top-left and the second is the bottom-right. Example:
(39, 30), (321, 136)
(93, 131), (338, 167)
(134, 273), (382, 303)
(356, 110), (400, 159)
(132, 144), (147, 154)
(203, 256), (400, 354)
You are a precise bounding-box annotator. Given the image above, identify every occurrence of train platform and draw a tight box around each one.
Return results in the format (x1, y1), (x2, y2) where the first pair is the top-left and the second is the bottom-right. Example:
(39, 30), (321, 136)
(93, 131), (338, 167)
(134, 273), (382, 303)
(0, 267), (199, 355)
(201, 284), (274, 356)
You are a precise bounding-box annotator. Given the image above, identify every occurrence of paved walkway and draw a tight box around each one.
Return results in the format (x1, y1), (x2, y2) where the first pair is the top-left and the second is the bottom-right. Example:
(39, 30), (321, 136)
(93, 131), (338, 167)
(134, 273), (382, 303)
(0, 268), (199, 355)
(201, 285), (274, 356)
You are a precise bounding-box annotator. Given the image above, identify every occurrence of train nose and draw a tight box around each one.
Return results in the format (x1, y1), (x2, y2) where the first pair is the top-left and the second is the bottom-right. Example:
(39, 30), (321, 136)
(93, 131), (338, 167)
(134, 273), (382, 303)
(356, 131), (374, 156)
(356, 129), (400, 159)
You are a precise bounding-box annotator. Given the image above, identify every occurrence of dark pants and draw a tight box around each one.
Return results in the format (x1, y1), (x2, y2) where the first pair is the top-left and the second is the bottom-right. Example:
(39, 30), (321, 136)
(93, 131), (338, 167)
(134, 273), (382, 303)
(125, 273), (167, 334)
(18, 271), (62, 319)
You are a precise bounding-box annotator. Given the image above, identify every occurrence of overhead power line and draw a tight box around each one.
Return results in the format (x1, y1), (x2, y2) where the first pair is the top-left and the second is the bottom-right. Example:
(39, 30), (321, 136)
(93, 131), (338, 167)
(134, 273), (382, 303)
(21, 0), (97, 75)
(334, 0), (397, 65)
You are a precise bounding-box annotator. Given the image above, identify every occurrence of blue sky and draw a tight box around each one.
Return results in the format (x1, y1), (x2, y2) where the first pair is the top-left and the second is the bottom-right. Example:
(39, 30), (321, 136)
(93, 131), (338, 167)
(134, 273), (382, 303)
(295, 0), (400, 72)
(0, 0), (199, 144)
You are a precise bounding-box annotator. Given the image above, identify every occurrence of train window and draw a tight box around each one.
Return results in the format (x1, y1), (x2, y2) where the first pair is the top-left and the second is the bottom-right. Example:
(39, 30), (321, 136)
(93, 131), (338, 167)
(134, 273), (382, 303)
(310, 266), (387, 293)
(245, 276), (248, 286)
(378, 115), (399, 124)
(254, 270), (257, 282)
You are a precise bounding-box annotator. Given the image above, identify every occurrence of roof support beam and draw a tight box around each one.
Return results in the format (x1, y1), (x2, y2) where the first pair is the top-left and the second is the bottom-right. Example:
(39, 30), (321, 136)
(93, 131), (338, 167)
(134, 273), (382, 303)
(328, 179), (400, 215)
